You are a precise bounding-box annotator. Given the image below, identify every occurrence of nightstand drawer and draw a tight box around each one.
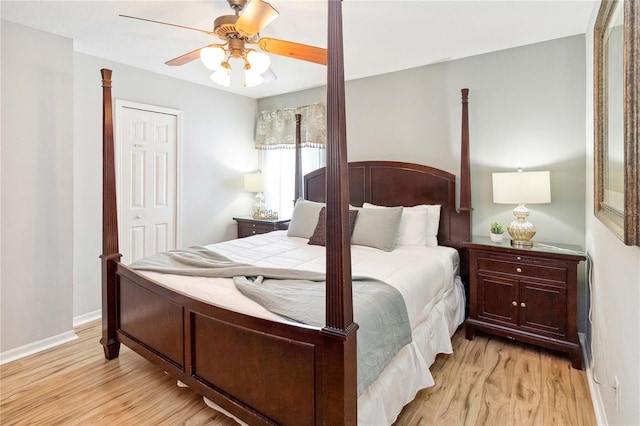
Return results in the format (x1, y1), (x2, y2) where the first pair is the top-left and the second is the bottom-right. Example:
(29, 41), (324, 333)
(478, 253), (567, 283)
(238, 222), (274, 237)
(233, 217), (290, 238)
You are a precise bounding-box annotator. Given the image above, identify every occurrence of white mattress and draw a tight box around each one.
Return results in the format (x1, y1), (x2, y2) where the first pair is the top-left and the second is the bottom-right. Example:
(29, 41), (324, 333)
(139, 231), (465, 426)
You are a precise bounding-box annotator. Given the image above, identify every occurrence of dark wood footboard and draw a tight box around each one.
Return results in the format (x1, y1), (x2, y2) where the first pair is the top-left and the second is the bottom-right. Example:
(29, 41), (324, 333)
(115, 264), (353, 426)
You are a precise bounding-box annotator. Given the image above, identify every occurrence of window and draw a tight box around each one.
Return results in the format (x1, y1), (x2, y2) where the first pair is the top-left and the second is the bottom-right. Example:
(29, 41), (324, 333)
(261, 148), (325, 219)
(255, 104), (326, 219)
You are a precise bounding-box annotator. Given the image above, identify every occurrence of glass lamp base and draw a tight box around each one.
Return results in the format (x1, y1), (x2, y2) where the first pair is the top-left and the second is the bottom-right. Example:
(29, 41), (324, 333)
(508, 204), (536, 248)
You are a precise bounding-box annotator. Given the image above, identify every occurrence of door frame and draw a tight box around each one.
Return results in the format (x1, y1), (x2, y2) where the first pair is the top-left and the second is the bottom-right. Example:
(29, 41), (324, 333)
(114, 99), (183, 254)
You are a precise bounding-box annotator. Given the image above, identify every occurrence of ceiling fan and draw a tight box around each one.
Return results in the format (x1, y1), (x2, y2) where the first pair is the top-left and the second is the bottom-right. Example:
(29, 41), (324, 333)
(120, 0), (327, 88)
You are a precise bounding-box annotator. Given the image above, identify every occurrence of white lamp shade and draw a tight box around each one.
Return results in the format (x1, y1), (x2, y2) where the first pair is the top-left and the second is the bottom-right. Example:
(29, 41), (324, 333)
(244, 173), (264, 192)
(244, 68), (264, 87)
(210, 68), (231, 87)
(200, 47), (225, 71)
(492, 171), (551, 204)
(246, 50), (271, 75)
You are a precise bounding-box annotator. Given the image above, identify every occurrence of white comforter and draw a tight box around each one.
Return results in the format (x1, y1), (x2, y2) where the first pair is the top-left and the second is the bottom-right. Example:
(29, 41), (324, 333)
(139, 231), (465, 426)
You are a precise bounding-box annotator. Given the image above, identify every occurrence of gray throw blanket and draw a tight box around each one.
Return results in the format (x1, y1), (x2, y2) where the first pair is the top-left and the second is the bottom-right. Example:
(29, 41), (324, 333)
(131, 246), (412, 395)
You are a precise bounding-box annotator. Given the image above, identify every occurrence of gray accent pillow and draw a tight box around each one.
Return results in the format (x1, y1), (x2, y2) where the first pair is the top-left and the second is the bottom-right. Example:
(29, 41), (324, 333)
(287, 199), (325, 238)
(351, 206), (403, 251)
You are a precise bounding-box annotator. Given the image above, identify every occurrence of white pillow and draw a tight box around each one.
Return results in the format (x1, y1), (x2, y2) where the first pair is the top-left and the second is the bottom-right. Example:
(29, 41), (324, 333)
(363, 203), (441, 246)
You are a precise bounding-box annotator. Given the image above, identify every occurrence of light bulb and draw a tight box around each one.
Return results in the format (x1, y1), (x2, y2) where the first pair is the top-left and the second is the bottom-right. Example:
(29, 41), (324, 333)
(200, 47), (225, 71)
(211, 68), (231, 87)
(246, 50), (270, 75)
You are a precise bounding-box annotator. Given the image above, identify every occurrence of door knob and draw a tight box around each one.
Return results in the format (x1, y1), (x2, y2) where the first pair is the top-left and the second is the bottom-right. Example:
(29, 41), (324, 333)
(136, 215), (142, 219)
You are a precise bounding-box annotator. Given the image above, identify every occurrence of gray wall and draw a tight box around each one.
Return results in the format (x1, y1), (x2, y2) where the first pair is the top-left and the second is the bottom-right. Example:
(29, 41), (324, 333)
(260, 35), (588, 328)
(1, 21), (74, 351)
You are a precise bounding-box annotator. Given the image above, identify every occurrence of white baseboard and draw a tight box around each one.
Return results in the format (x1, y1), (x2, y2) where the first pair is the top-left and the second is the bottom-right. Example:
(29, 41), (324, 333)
(73, 309), (101, 327)
(0, 310), (100, 365)
(0, 330), (78, 365)
(580, 332), (607, 425)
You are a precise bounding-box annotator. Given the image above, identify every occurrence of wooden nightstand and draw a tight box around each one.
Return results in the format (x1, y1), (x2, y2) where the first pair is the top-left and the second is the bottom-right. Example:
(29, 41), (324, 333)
(463, 236), (586, 369)
(233, 217), (290, 238)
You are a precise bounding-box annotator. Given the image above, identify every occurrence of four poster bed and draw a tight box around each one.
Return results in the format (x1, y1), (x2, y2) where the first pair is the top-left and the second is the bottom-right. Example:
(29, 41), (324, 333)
(100, 3), (472, 425)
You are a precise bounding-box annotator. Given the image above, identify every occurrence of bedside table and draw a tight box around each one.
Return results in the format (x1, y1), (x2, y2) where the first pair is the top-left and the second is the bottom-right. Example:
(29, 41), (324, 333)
(233, 217), (290, 238)
(463, 236), (586, 369)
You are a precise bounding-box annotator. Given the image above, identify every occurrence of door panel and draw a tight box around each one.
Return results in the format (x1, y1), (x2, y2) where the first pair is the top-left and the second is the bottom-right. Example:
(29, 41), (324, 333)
(477, 274), (518, 326)
(520, 280), (567, 337)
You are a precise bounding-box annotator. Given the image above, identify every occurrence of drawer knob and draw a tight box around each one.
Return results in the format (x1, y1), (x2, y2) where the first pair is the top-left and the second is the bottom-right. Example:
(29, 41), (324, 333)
(520, 302), (526, 308)
(516, 267), (522, 273)
(512, 301), (517, 306)
(517, 256), (521, 260)
(252, 230), (256, 234)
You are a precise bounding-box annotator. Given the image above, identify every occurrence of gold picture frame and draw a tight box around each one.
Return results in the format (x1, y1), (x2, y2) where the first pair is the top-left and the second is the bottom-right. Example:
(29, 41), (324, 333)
(594, 0), (639, 246)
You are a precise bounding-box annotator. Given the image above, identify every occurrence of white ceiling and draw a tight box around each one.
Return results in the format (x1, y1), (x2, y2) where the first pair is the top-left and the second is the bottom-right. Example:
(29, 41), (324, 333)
(1, 0), (596, 99)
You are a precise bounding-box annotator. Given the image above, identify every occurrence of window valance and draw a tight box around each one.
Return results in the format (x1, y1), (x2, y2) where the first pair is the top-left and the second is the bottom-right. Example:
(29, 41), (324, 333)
(255, 103), (326, 149)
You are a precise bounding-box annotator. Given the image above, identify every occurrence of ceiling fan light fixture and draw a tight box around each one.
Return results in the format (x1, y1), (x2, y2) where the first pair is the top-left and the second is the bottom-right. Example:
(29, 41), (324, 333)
(246, 49), (270, 75)
(244, 68), (264, 87)
(211, 66), (231, 87)
(127, 0), (327, 88)
(200, 46), (226, 71)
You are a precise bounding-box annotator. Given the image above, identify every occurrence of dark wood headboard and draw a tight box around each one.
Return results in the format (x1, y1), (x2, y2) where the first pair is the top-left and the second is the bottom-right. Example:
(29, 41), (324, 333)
(304, 160), (471, 249)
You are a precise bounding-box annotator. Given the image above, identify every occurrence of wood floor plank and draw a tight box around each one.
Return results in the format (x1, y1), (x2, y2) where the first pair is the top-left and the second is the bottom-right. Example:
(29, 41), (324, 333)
(0, 322), (596, 425)
(507, 342), (544, 426)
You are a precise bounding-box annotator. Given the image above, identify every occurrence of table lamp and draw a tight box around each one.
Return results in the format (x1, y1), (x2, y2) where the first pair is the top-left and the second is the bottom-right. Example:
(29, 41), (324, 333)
(492, 170), (551, 247)
(244, 172), (265, 219)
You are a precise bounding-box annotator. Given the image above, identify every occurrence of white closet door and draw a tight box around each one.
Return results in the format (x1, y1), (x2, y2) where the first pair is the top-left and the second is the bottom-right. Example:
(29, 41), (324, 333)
(117, 103), (179, 265)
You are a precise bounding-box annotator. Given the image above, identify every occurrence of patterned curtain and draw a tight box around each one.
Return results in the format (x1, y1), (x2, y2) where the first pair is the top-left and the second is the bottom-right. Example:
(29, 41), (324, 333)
(255, 103), (326, 149)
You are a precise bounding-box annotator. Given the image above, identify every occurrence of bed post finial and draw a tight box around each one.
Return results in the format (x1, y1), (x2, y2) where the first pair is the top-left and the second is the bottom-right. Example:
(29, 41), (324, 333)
(100, 68), (121, 360)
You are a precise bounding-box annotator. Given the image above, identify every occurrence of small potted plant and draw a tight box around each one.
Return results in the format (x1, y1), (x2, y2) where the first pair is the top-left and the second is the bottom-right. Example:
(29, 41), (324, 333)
(490, 221), (505, 243)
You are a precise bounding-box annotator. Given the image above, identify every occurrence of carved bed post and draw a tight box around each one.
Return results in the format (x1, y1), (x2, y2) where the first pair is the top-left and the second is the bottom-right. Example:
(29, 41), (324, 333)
(455, 88), (472, 284)
(294, 113), (303, 201)
(99, 68), (122, 360)
(459, 88), (471, 219)
(321, 1), (358, 424)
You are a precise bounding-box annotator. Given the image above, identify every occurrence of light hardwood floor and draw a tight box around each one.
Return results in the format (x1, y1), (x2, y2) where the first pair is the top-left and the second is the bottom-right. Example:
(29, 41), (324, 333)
(1, 320), (596, 425)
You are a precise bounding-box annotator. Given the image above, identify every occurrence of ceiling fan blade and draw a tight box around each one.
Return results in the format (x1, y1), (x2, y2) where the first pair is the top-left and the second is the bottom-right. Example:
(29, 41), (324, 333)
(257, 38), (327, 65)
(119, 14), (215, 36)
(235, 0), (279, 36)
(165, 44), (223, 66)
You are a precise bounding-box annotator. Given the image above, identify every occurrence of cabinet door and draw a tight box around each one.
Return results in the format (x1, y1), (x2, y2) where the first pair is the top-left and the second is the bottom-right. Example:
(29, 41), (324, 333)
(519, 279), (567, 337)
(477, 273), (519, 326)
